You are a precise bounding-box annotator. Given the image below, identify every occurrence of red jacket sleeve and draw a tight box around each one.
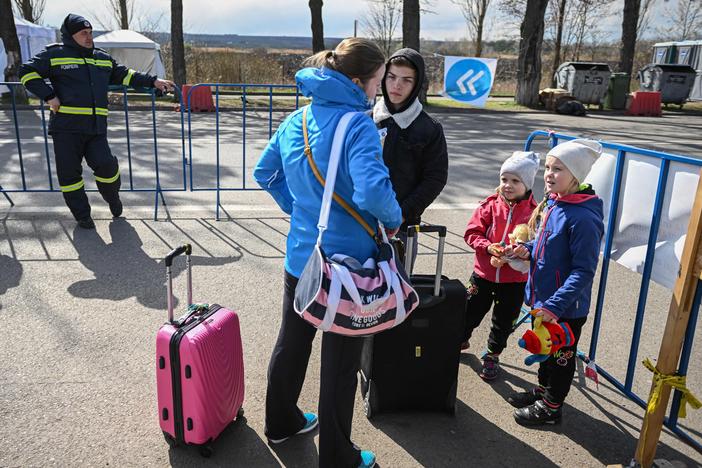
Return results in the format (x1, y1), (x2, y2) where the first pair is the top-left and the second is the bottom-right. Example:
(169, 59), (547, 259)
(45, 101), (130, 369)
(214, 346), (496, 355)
(464, 200), (493, 253)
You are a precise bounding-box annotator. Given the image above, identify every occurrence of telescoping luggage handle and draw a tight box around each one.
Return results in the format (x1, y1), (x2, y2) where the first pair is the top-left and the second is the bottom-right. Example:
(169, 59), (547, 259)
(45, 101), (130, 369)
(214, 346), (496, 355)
(165, 244), (193, 323)
(405, 225), (447, 297)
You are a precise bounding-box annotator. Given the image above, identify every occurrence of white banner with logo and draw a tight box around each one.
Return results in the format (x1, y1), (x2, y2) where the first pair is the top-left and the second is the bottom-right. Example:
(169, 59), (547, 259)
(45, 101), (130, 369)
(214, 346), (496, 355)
(443, 56), (497, 108)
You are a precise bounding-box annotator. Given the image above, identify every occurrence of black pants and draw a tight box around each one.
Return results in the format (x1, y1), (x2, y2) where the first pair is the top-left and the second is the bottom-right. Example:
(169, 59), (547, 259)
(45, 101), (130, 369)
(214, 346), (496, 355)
(52, 133), (121, 221)
(265, 271), (363, 468)
(538, 316), (587, 405)
(463, 273), (526, 354)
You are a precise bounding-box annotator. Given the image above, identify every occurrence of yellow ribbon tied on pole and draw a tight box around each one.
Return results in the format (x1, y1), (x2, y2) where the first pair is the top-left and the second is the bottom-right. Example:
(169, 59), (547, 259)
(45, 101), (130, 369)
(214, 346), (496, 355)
(642, 358), (702, 419)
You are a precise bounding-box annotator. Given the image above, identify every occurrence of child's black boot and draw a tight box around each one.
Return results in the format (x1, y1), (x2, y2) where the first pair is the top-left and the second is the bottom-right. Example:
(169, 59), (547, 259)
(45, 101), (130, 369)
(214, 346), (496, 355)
(514, 399), (562, 426)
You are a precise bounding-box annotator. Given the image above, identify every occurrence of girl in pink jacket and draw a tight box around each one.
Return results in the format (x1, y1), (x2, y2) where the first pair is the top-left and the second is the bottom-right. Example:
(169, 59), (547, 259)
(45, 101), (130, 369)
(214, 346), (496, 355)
(462, 151), (539, 381)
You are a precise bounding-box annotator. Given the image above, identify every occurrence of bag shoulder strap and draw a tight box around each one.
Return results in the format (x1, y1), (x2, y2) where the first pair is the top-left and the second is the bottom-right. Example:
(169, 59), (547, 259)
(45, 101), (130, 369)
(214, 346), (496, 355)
(302, 106), (377, 240)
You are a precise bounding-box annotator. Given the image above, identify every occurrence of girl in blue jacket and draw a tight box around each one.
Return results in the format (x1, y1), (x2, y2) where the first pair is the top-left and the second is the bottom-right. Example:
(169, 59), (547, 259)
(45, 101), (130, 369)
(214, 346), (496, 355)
(254, 38), (401, 468)
(506, 139), (604, 426)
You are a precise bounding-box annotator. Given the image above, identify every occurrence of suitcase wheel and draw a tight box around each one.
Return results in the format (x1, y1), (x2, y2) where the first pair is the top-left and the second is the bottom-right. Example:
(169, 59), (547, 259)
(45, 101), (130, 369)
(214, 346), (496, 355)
(199, 444), (213, 458)
(445, 380), (457, 415)
(364, 379), (379, 420)
(162, 431), (178, 448)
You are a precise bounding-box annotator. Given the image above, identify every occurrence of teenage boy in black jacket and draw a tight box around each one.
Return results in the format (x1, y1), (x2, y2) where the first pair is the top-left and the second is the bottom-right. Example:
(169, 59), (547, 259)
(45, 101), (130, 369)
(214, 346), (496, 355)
(373, 48), (448, 269)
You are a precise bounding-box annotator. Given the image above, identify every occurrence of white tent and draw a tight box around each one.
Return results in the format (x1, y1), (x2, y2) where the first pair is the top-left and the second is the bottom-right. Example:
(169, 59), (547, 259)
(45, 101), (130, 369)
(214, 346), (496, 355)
(93, 29), (166, 79)
(1, 17), (56, 93)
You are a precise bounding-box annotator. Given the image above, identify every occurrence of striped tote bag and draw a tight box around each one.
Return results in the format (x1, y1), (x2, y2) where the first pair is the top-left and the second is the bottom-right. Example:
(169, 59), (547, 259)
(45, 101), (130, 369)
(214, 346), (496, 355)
(294, 109), (419, 336)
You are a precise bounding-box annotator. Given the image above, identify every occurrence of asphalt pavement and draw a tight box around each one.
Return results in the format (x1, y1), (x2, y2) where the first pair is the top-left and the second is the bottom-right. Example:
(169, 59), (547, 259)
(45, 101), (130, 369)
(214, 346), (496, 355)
(1, 107), (701, 467)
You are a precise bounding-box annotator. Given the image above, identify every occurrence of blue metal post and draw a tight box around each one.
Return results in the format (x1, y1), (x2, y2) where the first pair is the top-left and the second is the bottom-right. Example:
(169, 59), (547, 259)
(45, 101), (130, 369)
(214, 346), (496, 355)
(242, 86), (247, 191)
(151, 90), (164, 220)
(215, 85), (221, 220)
(269, 86), (273, 138)
(39, 101), (53, 190)
(589, 149), (627, 360)
(668, 279), (702, 427)
(187, 86), (194, 192)
(123, 87), (134, 190)
(625, 159), (670, 391)
(10, 87), (27, 190)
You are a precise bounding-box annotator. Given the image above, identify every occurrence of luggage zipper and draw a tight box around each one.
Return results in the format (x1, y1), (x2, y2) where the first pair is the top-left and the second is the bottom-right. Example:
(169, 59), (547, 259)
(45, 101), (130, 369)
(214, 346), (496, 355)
(169, 304), (222, 444)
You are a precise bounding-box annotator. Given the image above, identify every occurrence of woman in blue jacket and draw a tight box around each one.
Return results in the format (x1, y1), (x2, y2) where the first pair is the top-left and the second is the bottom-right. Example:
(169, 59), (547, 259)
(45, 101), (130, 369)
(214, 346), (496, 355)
(254, 38), (401, 468)
(506, 139), (604, 426)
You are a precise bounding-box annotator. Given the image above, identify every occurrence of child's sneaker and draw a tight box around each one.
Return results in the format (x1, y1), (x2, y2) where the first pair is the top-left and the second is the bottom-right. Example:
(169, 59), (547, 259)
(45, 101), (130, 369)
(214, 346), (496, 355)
(507, 387), (544, 408)
(514, 399), (562, 426)
(479, 354), (500, 381)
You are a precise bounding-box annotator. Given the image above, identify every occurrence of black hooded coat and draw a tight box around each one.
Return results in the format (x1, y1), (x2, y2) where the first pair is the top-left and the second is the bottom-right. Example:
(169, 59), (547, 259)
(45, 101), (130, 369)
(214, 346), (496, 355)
(376, 48), (448, 227)
(19, 14), (156, 134)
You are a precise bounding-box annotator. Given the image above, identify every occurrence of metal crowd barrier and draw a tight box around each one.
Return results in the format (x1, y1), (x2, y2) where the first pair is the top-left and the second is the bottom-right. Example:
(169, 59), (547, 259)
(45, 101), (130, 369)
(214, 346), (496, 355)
(184, 83), (301, 220)
(525, 130), (701, 452)
(0, 82), (187, 220)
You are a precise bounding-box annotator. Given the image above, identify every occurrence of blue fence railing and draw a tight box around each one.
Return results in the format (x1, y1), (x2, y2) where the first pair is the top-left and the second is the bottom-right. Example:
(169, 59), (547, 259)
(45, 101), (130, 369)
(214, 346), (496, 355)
(0, 82), (187, 220)
(525, 130), (701, 452)
(184, 83), (301, 220)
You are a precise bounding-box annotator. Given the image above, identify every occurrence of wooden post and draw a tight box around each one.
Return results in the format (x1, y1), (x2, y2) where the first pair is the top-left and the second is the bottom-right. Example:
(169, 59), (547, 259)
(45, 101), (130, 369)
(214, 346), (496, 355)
(635, 169), (702, 466)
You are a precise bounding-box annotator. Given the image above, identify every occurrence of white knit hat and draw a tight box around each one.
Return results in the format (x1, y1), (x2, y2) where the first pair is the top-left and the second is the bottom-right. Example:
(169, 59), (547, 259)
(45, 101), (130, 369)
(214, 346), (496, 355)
(547, 139), (602, 183)
(500, 151), (541, 190)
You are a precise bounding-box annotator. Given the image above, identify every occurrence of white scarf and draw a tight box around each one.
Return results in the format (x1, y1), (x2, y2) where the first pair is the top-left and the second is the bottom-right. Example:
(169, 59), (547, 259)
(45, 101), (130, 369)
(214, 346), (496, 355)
(372, 97), (423, 130)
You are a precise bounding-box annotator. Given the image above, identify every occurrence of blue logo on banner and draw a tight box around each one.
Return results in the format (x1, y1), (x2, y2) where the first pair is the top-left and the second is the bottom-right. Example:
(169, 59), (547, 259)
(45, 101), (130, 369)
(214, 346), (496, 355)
(446, 59), (493, 102)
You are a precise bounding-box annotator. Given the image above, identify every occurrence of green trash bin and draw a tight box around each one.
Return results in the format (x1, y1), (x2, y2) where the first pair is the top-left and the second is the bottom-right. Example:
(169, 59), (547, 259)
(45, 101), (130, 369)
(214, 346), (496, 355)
(605, 73), (629, 110)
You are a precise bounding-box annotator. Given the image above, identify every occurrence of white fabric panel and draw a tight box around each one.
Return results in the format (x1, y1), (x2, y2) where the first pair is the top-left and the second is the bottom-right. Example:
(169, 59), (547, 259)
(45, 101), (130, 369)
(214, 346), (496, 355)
(587, 149), (699, 290)
(94, 30), (166, 78)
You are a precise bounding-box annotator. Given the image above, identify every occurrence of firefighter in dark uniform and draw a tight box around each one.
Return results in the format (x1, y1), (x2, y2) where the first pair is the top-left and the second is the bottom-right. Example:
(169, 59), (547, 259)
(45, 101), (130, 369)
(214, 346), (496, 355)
(19, 14), (175, 229)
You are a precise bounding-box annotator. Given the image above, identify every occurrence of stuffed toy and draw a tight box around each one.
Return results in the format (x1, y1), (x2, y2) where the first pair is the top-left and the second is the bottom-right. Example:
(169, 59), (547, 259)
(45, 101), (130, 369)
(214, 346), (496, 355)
(518, 313), (574, 365)
(490, 223), (531, 273)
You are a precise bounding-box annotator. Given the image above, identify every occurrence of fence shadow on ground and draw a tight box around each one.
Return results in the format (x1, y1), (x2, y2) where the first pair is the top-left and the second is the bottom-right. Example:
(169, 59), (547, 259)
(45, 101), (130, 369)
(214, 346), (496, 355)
(68, 218), (243, 309)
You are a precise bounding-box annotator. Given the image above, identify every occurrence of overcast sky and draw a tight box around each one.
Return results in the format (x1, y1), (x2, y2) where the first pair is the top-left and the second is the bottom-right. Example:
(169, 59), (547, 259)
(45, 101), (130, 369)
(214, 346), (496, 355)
(38, 0), (665, 42)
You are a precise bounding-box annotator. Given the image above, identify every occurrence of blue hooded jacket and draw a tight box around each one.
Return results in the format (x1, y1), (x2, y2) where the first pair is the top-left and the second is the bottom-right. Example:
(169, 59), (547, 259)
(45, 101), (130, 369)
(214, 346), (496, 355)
(524, 186), (604, 320)
(253, 67), (403, 278)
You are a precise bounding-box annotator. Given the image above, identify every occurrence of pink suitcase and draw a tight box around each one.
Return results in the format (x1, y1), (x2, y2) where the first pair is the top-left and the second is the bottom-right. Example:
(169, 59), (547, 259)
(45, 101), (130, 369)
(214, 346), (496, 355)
(156, 244), (244, 456)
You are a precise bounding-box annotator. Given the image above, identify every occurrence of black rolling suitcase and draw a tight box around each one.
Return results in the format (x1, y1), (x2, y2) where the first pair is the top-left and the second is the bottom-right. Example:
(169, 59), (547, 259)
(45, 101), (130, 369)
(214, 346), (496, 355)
(360, 225), (467, 418)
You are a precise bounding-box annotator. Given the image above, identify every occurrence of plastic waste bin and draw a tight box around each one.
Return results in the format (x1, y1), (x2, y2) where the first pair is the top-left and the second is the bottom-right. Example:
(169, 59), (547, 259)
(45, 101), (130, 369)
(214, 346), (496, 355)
(555, 62), (612, 108)
(638, 63), (697, 106)
(605, 73), (629, 110)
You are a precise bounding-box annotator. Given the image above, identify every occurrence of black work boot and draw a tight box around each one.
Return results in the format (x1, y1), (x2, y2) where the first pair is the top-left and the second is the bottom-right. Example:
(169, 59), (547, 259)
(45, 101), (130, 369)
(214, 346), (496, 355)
(109, 198), (123, 218)
(77, 217), (96, 229)
(514, 400), (562, 426)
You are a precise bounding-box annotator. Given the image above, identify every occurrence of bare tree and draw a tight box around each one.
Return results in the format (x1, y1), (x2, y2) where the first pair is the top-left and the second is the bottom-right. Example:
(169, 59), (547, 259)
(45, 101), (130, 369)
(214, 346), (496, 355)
(451, 0), (491, 57)
(548, 0), (567, 85)
(403, 0), (420, 50)
(637, 0), (656, 36)
(90, 0), (135, 30)
(171, 0), (186, 89)
(658, 0), (702, 40)
(1, 0), (27, 102)
(619, 0), (640, 89)
(309, 0), (325, 52)
(12, 0), (45, 23)
(362, 0), (402, 56)
(515, 0), (549, 107)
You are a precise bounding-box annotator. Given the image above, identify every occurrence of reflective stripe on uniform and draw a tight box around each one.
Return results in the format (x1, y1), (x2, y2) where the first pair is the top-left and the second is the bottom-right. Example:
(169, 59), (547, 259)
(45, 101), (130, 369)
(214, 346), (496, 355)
(85, 58), (112, 68)
(60, 179), (85, 192)
(50, 57), (113, 68)
(50, 58), (85, 66)
(122, 69), (135, 86)
(94, 170), (120, 184)
(20, 71), (42, 85)
(57, 106), (109, 116)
